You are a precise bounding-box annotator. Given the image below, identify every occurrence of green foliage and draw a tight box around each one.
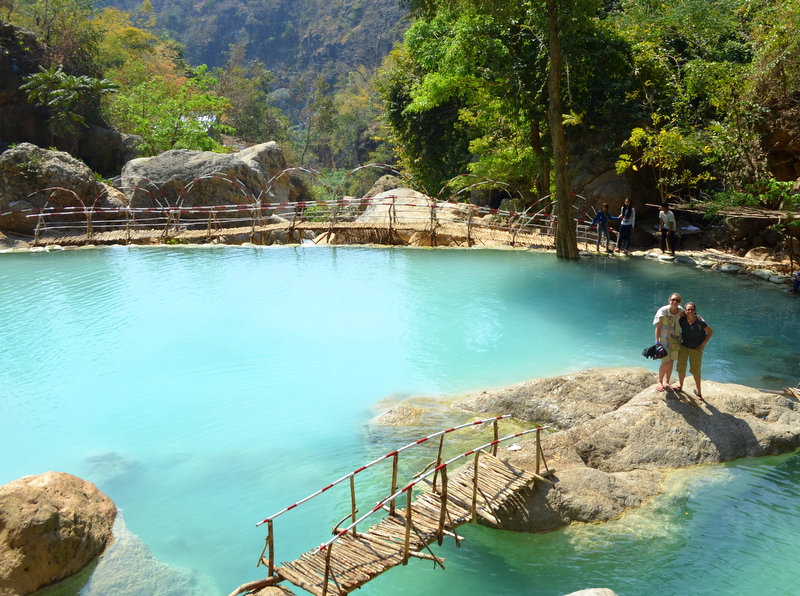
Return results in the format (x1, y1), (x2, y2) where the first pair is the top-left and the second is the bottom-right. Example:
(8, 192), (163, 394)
(13, 0), (102, 74)
(107, 65), (232, 155)
(710, 179), (798, 213)
(21, 64), (118, 146)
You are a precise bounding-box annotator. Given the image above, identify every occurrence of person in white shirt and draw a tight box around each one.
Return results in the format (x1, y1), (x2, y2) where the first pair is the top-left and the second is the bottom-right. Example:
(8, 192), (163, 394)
(659, 202), (676, 255)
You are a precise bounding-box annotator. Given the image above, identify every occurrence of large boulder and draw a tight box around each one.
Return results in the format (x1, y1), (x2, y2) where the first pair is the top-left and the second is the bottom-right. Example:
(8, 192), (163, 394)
(488, 376), (800, 532)
(0, 472), (117, 596)
(118, 142), (308, 212)
(0, 144), (127, 236)
(452, 367), (656, 430)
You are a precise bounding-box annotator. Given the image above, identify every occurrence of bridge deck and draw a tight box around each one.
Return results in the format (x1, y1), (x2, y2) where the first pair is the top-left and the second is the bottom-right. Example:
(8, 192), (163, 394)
(275, 453), (536, 596)
(31, 219), (561, 249)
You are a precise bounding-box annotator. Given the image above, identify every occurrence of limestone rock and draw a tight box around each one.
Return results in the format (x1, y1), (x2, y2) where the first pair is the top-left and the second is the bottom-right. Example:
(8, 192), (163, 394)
(0, 472), (117, 596)
(487, 378), (800, 532)
(451, 367), (656, 430)
(371, 403), (424, 426)
(0, 144), (125, 235)
(564, 590), (619, 596)
(119, 142), (307, 212)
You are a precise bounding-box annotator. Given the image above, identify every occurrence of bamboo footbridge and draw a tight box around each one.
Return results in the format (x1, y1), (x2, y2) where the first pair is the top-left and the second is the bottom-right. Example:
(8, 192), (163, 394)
(4, 169), (600, 250)
(231, 416), (555, 596)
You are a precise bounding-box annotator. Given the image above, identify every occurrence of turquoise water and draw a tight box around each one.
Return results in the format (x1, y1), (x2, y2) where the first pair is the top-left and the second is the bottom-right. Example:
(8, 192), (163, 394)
(1, 246), (799, 596)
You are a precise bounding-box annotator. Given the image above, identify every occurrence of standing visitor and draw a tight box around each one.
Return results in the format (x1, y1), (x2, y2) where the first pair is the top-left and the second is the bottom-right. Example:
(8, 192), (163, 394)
(653, 293), (684, 392)
(676, 302), (713, 400)
(616, 197), (635, 254)
(789, 271), (800, 294)
(590, 203), (617, 253)
(659, 202), (677, 255)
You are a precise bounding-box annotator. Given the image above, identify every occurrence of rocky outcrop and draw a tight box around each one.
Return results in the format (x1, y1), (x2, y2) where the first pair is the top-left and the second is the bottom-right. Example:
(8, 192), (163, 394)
(0, 144), (127, 235)
(119, 142), (308, 210)
(0, 472), (117, 596)
(452, 367), (656, 430)
(0, 24), (138, 177)
(449, 368), (800, 532)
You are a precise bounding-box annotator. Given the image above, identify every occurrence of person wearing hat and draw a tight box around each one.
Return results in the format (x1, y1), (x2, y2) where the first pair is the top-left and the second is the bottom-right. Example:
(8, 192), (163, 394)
(658, 202), (677, 255)
(676, 302), (713, 400)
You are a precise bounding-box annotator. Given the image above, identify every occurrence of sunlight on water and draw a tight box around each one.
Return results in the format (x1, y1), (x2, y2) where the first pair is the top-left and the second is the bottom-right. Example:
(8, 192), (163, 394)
(1, 245), (799, 596)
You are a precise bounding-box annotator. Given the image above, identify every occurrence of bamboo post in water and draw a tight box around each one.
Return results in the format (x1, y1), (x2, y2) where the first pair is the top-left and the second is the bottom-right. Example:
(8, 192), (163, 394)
(402, 488), (412, 565)
(267, 520), (274, 576)
(322, 543), (333, 596)
(390, 453), (399, 515)
(436, 465), (449, 546)
(349, 476), (357, 535)
(432, 434), (445, 493)
(471, 451), (480, 523)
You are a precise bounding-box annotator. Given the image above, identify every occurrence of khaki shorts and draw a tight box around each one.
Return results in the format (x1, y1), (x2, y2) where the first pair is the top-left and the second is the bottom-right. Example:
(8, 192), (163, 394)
(677, 345), (703, 377)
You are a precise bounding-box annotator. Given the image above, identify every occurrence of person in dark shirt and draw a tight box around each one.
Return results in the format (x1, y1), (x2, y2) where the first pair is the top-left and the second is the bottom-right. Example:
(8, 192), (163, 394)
(589, 203), (617, 253)
(676, 302), (713, 400)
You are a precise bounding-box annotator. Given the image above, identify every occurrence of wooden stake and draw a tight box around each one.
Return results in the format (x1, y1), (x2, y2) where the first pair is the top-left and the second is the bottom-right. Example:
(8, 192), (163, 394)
(437, 465), (449, 546)
(471, 452), (480, 524)
(349, 476), (357, 535)
(402, 489), (412, 565)
(432, 435), (445, 493)
(390, 453), (398, 516)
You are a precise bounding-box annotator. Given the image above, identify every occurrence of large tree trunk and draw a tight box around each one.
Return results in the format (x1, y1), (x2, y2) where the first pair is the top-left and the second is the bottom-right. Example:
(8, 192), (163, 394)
(546, 0), (579, 259)
(529, 120), (550, 203)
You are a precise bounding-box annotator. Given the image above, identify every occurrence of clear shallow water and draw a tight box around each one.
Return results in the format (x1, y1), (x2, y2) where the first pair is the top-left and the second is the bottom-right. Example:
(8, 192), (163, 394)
(1, 246), (799, 596)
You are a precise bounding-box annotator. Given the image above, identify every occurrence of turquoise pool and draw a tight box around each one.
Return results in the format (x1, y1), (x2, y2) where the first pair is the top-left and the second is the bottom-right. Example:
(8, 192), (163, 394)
(1, 246), (799, 596)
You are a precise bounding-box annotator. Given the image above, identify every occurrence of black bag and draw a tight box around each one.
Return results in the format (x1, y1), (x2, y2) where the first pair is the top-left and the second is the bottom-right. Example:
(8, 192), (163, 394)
(642, 343), (667, 360)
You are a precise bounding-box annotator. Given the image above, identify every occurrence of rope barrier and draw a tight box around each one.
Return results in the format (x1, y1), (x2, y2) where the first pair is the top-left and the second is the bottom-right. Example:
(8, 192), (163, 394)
(255, 415), (512, 526)
(312, 425), (550, 554)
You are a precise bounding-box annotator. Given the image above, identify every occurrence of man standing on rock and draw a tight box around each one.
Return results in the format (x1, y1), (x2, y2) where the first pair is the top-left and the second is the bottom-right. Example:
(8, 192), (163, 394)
(654, 293), (684, 391)
(659, 202), (677, 255)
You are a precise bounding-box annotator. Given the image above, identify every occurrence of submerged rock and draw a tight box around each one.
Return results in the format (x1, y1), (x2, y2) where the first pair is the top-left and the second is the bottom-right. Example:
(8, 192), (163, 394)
(0, 472), (116, 596)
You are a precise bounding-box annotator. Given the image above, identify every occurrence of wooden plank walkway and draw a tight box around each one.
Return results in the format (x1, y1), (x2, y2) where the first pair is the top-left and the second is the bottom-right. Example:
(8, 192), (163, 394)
(275, 453), (537, 596)
(30, 220), (557, 249)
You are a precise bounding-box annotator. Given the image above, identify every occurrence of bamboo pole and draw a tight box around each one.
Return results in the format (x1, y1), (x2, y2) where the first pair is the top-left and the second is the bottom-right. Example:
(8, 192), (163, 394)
(267, 520), (274, 576)
(535, 428), (541, 476)
(322, 543), (333, 596)
(349, 476), (357, 535)
(437, 465), (449, 546)
(471, 452), (480, 523)
(390, 453), (398, 516)
(402, 488), (412, 565)
(432, 434), (445, 493)
(492, 420), (499, 456)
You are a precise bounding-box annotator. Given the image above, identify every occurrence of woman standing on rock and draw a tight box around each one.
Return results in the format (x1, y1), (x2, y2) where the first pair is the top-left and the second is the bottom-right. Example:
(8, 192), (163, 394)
(654, 293), (684, 391)
(676, 302), (713, 400)
(616, 197), (635, 254)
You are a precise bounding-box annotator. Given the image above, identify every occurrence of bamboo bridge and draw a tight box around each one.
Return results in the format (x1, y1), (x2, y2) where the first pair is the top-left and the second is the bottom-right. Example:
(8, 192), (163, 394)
(230, 416), (554, 596)
(1, 169), (601, 249)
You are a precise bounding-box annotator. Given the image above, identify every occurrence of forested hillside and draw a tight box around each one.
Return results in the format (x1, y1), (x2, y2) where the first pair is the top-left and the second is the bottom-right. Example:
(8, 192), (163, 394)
(100, 0), (409, 90)
(2, 0), (799, 230)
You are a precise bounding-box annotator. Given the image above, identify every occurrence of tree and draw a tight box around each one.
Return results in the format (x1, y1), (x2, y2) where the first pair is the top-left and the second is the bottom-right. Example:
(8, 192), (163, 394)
(107, 65), (232, 155)
(21, 64), (118, 149)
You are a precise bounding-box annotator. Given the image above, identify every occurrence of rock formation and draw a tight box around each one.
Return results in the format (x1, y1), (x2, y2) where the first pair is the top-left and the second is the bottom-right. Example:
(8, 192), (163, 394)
(0, 23), (138, 177)
(0, 471), (117, 596)
(449, 368), (800, 532)
(0, 144), (127, 236)
(119, 142), (308, 210)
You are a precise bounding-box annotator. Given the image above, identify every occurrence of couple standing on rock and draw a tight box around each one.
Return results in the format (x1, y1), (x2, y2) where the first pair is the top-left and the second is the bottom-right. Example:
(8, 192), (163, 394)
(654, 293), (714, 399)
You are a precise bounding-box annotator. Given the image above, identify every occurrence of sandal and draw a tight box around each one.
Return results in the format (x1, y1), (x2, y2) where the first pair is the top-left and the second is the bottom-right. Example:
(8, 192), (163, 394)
(664, 384), (674, 392)
(693, 389), (704, 401)
(656, 384), (665, 392)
